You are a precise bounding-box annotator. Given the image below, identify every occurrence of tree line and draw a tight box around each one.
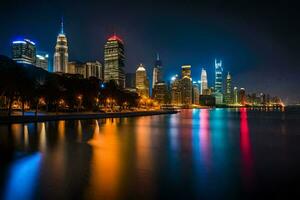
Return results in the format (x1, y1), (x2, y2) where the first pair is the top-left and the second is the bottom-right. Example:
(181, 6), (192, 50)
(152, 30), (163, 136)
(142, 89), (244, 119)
(0, 55), (139, 116)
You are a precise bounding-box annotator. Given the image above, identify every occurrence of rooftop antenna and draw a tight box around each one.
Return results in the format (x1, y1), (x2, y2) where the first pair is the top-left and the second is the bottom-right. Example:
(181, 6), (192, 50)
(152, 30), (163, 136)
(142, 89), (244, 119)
(156, 52), (160, 60)
(61, 16), (64, 34)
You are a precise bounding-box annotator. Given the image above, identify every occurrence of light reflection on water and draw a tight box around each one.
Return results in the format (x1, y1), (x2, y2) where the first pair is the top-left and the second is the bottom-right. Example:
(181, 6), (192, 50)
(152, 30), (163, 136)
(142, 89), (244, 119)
(1, 108), (300, 199)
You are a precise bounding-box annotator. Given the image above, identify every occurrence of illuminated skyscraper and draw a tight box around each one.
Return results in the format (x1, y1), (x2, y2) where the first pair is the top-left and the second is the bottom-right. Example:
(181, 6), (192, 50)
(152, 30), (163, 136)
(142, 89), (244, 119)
(200, 68), (208, 94)
(135, 64), (149, 97)
(12, 39), (36, 65)
(153, 82), (168, 104)
(181, 65), (192, 106)
(54, 19), (68, 73)
(171, 75), (181, 105)
(214, 59), (223, 104)
(104, 34), (125, 88)
(239, 88), (246, 106)
(224, 72), (232, 104)
(193, 81), (200, 105)
(152, 53), (162, 89)
(36, 52), (49, 71)
(214, 59), (223, 93)
(233, 87), (238, 104)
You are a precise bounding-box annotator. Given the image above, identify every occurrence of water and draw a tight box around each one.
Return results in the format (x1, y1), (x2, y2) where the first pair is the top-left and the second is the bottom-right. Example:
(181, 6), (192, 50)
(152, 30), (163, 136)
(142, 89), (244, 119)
(1, 108), (300, 199)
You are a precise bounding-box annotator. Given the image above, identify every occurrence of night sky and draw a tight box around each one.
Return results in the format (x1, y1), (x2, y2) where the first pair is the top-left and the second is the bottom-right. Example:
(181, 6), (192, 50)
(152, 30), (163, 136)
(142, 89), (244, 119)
(0, 0), (299, 103)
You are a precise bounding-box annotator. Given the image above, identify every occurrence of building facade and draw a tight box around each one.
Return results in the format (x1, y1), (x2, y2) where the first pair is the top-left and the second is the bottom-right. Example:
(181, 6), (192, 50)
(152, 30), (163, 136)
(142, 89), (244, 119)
(224, 72), (232, 104)
(152, 53), (162, 89)
(54, 20), (68, 73)
(86, 61), (102, 80)
(193, 81), (200, 105)
(181, 65), (192, 106)
(239, 88), (246, 106)
(233, 87), (238, 104)
(12, 39), (36, 65)
(153, 81), (168, 104)
(104, 35), (125, 88)
(35, 52), (49, 71)
(171, 75), (181, 105)
(200, 68), (208, 95)
(135, 64), (149, 97)
(214, 59), (223, 105)
(68, 61), (85, 77)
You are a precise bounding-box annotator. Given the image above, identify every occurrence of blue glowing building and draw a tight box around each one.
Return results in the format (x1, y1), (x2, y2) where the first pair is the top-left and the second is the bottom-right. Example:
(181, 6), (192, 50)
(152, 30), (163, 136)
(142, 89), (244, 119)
(12, 39), (36, 65)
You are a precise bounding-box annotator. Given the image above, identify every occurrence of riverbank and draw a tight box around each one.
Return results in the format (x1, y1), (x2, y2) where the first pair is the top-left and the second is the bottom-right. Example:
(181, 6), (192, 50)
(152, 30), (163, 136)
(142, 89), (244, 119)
(0, 110), (179, 124)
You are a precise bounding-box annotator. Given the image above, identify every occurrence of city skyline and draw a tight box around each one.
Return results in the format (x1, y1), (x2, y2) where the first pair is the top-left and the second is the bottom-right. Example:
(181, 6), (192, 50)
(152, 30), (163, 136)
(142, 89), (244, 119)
(0, 0), (298, 103)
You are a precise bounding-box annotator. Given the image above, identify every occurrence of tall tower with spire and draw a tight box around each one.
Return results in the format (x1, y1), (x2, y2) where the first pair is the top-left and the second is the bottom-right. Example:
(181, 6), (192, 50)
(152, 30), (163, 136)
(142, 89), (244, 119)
(200, 68), (208, 94)
(53, 18), (69, 73)
(152, 53), (162, 89)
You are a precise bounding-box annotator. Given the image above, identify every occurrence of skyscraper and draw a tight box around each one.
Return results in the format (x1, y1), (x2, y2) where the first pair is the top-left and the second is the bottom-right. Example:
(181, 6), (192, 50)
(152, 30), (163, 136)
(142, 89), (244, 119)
(104, 34), (125, 88)
(200, 68), (208, 94)
(153, 82), (168, 104)
(233, 87), (238, 104)
(12, 39), (36, 65)
(239, 88), (246, 106)
(54, 19), (68, 73)
(181, 65), (192, 106)
(36, 52), (49, 71)
(135, 64), (149, 97)
(214, 59), (223, 105)
(171, 75), (181, 105)
(214, 59), (223, 93)
(224, 72), (232, 104)
(152, 53), (162, 89)
(192, 81), (200, 105)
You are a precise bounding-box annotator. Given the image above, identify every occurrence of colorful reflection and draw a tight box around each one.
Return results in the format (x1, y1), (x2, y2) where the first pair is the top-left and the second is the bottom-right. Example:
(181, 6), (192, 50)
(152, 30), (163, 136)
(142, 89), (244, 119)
(135, 116), (155, 197)
(240, 108), (254, 189)
(39, 123), (46, 152)
(199, 109), (211, 170)
(77, 120), (83, 142)
(24, 125), (29, 150)
(11, 124), (22, 147)
(87, 119), (121, 199)
(3, 153), (42, 200)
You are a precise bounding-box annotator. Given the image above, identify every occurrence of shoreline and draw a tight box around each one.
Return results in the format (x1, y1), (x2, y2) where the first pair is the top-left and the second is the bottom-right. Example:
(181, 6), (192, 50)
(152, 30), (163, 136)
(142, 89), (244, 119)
(0, 110), (179, 124)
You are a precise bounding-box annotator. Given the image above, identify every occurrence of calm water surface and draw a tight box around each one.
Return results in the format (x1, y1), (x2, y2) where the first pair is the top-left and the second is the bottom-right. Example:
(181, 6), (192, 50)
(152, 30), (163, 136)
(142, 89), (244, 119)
(1, 108), (300, 199)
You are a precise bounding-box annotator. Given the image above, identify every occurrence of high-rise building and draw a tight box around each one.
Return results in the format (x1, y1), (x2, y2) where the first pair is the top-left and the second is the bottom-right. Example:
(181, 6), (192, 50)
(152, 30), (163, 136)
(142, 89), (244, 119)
(224, 72), (232, 104)
(152, 53), (162, 89)
(135, 64), (149, 97)
(153, 81), (168, 104)
(214, 59), (223, 105)
(125, 73), (136, 88)
(171, 75), (181, 105)
(12, 39), (36, 65)
(233, 87), (238, 104)
(35, 52), (49, 71)
(181, 65), (193, 106)
(104, 34), (125, 88)
(239, 88), (246, 106)
(86, 61), (102, 80)
(54, 19), (68, 73)
(200, 68), (208, 95)
(68, 61), (85, 77)
(214, 59), (223, 93)
(193, 81), (200, 105)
